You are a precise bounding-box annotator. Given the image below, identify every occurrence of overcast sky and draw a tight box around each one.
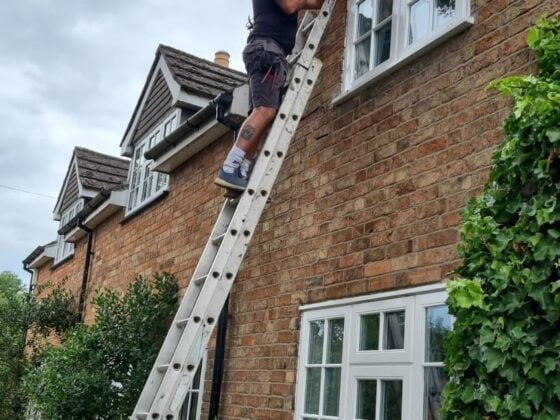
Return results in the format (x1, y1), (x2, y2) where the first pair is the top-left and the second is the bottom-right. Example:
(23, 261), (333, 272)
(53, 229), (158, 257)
(0, 0), (252, 285)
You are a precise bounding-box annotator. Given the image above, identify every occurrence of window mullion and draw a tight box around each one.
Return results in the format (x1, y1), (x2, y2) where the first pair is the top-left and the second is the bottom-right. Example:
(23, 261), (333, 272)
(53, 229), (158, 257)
(375, 378), (382, 420)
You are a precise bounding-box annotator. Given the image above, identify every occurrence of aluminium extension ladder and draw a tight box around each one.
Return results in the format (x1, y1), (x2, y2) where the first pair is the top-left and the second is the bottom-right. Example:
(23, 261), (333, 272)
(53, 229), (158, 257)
(132, 1), (336, 418)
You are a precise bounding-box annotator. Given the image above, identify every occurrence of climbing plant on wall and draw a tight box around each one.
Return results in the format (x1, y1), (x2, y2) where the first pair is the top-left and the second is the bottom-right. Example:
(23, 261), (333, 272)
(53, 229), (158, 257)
(442, 18), (560, 419)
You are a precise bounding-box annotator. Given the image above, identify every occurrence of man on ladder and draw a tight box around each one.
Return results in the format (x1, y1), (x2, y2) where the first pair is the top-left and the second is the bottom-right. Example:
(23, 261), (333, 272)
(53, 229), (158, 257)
(215, 0), (325, 192)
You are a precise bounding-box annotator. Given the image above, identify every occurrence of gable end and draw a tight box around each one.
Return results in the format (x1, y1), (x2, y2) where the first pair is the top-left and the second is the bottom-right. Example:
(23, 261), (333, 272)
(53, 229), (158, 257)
(132, 70), (173, 146)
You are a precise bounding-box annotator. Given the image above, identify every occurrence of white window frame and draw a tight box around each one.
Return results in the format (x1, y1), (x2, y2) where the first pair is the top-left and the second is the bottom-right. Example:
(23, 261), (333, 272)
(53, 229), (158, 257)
(340, 0), (473, 99)
(54, 200), (83, 264)
(126, 110), (179, 215)
(295, 284), (449, 420)
(180, 351), (207, 420)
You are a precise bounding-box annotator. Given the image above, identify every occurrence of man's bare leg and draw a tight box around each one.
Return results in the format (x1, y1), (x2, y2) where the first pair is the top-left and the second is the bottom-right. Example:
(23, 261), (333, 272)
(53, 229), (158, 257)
(236, 106), (277, 156)
(215, 106), (277, 191)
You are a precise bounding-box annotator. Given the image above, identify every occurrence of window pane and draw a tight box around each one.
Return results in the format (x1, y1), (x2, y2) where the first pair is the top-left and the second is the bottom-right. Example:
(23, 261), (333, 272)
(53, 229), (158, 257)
(304, 367), (321, 414)
(323, 368), (341, 416)
(327, 318), (344, 364)
(356, 380), (377, 420)
(381, 380), (402, 420)
(409, 0), (430, 44)
(308, 320), (325, 364)
(425, 306), (452, 362)
(424, 367), (448, 420)
(377, 0), (393, 23)
(375, 22), (391, 65)
(434, 0), (456, 29)
(360, 313), (380, 351)
(355, 37), (371, 79)
(187, 394), (198, 420)
(357, 0), (373, 36)
(383, 311), (405, 350)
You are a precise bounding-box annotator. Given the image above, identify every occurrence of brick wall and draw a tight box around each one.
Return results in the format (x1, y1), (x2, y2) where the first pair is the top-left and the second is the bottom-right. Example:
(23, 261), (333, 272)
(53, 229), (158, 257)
(32, 0), (559, 418)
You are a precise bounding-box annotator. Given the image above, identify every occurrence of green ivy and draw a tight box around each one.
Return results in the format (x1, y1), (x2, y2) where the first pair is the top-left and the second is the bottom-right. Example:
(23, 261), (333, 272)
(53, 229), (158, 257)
(23, 273), (178, 420)
(442, 19), (560, 419)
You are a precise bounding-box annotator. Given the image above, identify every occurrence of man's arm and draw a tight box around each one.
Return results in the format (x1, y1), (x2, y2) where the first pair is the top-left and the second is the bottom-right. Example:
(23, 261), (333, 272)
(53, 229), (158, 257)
(275, 0), (325, 15)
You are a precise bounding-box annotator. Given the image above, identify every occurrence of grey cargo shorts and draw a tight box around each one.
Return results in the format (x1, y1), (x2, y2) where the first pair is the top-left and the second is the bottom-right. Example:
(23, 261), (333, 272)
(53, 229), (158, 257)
(242, 37), (288, 110)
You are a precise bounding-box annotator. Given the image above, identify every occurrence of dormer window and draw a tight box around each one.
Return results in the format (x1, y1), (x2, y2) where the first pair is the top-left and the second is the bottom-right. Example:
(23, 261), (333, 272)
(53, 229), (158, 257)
(55, 200), (83, 264)
(126, 111), (179, 214)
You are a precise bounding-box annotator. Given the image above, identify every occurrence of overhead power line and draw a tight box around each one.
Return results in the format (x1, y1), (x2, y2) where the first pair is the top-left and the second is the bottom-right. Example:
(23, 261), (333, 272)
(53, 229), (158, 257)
(0, 184), (57, 200)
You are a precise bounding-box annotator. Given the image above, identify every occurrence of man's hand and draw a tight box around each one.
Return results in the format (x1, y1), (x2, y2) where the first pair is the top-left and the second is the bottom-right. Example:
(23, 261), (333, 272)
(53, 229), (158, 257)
(275, 0), (325, 15)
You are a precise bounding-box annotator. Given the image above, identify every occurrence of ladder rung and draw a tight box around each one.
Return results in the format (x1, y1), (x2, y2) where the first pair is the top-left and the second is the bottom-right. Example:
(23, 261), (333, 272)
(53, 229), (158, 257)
(288, 51), (303, 66)
(212, 233), (226, 246)
(194, 275), (207, 286)
(302, 17), (317, 33)
(176, 318), (190, 328)
(157, 364), (170, 373)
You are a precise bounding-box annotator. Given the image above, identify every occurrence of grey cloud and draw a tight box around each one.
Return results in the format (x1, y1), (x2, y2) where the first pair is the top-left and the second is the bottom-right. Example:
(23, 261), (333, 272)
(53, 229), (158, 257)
(0, 0), (252, 282)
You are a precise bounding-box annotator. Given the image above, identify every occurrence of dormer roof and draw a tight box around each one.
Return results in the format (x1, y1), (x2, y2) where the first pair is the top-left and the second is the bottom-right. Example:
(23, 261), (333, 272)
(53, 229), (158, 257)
(52, 147), (129, 220)
(120, 44), (246, 156)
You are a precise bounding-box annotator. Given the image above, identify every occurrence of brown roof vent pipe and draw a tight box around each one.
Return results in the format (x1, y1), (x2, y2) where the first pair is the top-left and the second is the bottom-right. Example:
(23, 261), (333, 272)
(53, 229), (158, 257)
(214, 50), (230, 68)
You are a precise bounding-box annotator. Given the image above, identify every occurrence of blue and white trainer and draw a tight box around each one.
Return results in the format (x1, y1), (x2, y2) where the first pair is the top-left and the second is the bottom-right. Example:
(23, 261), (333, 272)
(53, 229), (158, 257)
(214, 167), (248, 191)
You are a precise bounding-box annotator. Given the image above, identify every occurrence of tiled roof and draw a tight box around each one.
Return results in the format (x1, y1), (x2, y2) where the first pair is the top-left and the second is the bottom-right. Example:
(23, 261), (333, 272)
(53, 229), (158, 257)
(74, 147), (129, 191)
(158, 44), (247, 98)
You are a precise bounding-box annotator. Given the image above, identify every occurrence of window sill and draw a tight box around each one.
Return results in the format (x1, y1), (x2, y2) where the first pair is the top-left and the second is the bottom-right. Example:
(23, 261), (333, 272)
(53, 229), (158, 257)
(120, 190), (169, 225)
(51, 254), (74, 270)
(333, 17), (475, 106)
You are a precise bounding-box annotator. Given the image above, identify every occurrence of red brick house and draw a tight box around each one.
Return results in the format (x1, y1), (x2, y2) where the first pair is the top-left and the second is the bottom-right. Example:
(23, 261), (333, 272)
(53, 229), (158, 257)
(24, 1), (559, 419)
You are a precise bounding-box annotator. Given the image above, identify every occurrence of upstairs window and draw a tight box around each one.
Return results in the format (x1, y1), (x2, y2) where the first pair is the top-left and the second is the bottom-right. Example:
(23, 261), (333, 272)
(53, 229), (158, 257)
(126, 111), (178, 214)
(345, 0), (472, 91)
(55, 200), (83, 264)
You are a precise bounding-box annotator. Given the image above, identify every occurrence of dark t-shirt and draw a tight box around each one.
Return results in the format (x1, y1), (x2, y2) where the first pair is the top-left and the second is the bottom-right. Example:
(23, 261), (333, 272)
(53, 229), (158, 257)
(249, 0), (298, 56)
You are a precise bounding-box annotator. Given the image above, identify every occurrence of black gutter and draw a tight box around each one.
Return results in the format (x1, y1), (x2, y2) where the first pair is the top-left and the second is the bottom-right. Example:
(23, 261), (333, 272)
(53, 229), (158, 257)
(212, 92), (241, 137)
(208, 297), (229, 420)
(23, 262), (34, 293)
(78, 220), (94, 320)
(58, 189), (114, 236)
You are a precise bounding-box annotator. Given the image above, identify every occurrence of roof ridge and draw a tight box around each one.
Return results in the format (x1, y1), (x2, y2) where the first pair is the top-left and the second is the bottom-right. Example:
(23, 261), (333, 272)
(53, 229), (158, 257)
(158, 44), (247, 78)
(74, 146), (129, 163)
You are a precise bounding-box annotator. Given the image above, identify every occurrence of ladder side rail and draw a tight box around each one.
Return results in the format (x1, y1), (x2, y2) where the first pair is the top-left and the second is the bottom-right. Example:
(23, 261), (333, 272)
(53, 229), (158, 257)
(147, 61), (321, 419)
(289, 0), (335, 69)
(291, 11), (317, 59)
(132, 201), (237, 417)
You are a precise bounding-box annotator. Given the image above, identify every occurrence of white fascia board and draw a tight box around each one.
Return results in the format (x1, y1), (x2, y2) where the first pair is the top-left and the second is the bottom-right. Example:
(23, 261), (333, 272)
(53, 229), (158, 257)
(176, 91), (211, 109)
(29, 243), (58, 269)
(79, 187), (98, 199)
(151, 84), (250, 174)
(53, 155), (78, 221)
(65, 189), (128, 243)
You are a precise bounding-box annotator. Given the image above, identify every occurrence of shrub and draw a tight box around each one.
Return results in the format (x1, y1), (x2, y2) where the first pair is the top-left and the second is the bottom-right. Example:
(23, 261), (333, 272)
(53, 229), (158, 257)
(0, 273), (79, 419)
(442, 19), (560, 419)
(24, 273), (178, 419)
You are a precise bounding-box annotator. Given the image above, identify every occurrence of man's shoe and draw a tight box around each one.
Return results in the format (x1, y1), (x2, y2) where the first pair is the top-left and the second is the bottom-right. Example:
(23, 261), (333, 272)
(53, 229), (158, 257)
(214, 168), (248, 191)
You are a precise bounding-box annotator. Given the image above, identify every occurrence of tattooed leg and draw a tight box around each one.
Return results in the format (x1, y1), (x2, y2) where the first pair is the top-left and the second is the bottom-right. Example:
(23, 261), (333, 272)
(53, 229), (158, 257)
(234, 106), (277, 157)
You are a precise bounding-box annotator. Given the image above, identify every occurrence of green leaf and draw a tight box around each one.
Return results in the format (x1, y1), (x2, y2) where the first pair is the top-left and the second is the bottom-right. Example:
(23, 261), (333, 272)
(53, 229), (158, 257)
(485, 348), (505, 372)
(546, 127), (560, 143)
